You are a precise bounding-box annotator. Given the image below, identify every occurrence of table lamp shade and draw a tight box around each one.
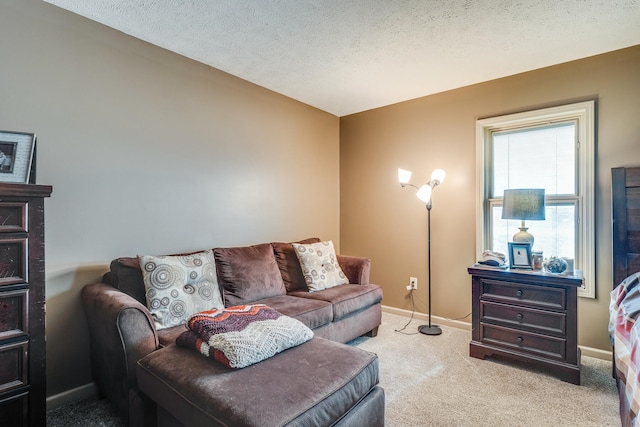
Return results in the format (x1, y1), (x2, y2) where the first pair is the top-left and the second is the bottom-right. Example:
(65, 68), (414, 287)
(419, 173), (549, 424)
(502, 189), (545, 221)
(502, 188), (545, 245)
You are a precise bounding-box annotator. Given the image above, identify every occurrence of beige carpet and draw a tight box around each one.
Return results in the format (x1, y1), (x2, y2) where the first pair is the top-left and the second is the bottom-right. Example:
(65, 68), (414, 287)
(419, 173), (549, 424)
(354, 312), (620, 427)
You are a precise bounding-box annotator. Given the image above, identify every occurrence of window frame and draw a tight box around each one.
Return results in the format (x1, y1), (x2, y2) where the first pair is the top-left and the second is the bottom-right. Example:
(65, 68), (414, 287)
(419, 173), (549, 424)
(475, 101), (595, 298)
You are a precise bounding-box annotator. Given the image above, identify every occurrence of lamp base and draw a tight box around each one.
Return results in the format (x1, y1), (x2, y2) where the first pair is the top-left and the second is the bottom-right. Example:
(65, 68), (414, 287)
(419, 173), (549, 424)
(512, 220), (535, 245)
(512, 228), (534, 245)
(418, 324), (442, 335)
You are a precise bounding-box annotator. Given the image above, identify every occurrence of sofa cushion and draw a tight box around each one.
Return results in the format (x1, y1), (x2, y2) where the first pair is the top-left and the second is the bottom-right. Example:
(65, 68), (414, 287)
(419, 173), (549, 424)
(289, 284), (383, 321)
(157, 325), (185, 347)
(253, 294), (333, 329)
(292, 240), (349, 292)
(137, 338), (380, 427)
(176, 304), (313, 369)
(214, 243), (286, 306)
(138, 250), (224, 330)
(271, 237), (320, 292)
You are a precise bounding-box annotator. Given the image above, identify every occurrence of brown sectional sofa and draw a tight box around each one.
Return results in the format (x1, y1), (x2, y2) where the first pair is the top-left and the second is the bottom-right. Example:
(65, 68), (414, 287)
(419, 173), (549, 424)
(81, 238), (384, 426)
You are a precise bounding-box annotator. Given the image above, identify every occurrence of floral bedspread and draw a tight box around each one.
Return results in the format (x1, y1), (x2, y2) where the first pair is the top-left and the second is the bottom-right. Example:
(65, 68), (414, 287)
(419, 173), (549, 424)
(610, 272), (640, 427)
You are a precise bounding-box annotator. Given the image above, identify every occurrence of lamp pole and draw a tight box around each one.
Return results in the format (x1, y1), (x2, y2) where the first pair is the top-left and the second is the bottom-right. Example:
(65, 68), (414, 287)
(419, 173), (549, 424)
(418, 199), (442, 335)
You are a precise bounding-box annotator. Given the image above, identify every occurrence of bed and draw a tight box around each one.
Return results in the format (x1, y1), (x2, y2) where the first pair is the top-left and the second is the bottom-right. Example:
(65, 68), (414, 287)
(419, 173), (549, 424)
(610, 166), (640, 427)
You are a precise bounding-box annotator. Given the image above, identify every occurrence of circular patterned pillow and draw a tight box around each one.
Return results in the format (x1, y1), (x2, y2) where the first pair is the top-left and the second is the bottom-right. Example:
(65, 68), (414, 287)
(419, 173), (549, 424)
(138, 250), (224, 329)
(291, 240), (348, 292)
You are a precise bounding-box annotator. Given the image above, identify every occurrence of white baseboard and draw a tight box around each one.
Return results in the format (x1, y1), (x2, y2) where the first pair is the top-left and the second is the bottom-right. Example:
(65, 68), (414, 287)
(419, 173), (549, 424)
(382, 305), (613, 361)
(46, 382), (98, 411)
(579, 345), (612, 361)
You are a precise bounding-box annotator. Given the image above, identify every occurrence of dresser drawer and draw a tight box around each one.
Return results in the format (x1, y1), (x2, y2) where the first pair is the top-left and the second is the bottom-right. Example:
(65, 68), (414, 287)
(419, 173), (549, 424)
(480, 278), (566, 310)
(480, 300), (566, 336)
(0, 341), (28, 393)
(0, 239), (27, 287)
(480, 323), (566, 360)
(0, 289), (28, 340)
(0, 202), (27, 233)
(0, 391), (28, 427)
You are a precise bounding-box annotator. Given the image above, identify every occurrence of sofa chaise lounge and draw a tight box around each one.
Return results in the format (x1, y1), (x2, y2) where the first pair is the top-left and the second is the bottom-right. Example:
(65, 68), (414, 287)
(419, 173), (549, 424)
(81, 238), (384, 426)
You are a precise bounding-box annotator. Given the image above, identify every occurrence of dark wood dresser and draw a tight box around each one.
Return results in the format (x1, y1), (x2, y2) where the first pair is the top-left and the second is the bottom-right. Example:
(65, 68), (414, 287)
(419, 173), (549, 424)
(468, 265), (582, 384)
(0, 183), (52, 426)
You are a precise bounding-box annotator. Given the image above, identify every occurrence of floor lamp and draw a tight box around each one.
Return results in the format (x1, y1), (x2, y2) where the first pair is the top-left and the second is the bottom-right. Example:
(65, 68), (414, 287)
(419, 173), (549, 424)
(398, 167), (446, 336)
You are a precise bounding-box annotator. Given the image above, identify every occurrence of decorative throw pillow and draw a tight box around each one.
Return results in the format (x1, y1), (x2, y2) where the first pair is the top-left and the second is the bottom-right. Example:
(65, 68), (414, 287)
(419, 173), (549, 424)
(138, 250), (224, 330)
(176, 304), (313, 369)
(291, 240), (349, 292)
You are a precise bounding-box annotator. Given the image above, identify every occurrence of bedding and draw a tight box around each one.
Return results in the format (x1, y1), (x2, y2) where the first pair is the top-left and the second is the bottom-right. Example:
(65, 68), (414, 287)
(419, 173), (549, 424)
(611, 165), (640, 427)
(610, 272), (640, 426)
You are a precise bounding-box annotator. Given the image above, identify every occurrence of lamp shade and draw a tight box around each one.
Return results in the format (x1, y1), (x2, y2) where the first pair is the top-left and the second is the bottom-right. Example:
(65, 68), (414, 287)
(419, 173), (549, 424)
(398, 168), (412, 185)
(416, 184), (432, 203)
(502, 189), (545, 220)
(430, 169), (446, 185)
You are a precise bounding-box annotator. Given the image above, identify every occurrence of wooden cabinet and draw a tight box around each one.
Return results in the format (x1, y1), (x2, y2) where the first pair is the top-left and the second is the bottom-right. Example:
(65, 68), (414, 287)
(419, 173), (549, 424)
(0, 183), (52, 426)
(468, 265), (582, 384)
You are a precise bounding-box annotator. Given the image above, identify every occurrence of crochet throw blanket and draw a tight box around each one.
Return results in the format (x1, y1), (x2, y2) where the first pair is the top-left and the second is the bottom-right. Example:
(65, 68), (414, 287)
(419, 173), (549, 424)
(177, 304), (313, 369)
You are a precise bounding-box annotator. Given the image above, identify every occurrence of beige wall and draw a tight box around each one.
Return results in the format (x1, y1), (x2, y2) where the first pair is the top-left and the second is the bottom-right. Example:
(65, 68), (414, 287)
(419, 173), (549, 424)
(1, 1), (340, 399)
(340, 45), (640, 353)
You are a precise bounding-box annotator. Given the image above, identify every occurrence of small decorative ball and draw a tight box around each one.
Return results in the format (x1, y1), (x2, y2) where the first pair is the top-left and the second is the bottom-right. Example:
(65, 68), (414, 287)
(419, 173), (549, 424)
(543, 256), (568, 274)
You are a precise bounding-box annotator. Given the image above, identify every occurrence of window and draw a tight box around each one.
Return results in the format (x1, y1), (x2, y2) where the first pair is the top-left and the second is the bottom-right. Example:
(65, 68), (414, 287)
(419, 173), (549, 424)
(475, 101), (595, 297)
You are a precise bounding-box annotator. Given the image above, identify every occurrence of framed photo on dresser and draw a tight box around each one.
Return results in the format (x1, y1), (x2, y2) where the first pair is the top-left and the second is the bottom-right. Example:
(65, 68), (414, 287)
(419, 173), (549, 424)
(508, 242), (533, 269)
(0, 130), (36, 184)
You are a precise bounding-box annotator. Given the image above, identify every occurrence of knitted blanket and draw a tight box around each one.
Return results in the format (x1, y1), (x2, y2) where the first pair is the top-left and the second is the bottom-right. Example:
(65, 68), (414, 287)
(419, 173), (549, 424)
(177, 304), (313, 368)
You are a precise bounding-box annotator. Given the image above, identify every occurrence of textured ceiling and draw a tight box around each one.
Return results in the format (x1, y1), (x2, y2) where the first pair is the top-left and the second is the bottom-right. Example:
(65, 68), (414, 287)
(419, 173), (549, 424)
(43, 0), (640, 116)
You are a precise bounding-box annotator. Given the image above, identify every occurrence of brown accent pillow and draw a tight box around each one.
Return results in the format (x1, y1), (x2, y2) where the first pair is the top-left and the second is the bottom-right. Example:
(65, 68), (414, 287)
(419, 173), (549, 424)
(108, 257), (146, 304)
(214, 243), (286, 306)
(272, 238), (321, 292)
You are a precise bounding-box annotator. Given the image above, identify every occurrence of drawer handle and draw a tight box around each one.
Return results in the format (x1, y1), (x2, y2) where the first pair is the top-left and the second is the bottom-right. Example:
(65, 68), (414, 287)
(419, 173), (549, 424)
(516, 337), (523, 344)
(516, 290), (523, 297)
(516, 313), (523, 320)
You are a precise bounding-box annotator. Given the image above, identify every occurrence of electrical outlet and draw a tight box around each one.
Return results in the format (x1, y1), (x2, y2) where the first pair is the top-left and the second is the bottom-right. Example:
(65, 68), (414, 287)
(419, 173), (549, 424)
(410, 276), (418, 290)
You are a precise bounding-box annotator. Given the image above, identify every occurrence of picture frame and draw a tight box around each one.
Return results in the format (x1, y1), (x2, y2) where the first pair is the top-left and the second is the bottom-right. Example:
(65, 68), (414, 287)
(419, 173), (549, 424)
(0, 130), (36, 184)
(508, 242), (533, 269)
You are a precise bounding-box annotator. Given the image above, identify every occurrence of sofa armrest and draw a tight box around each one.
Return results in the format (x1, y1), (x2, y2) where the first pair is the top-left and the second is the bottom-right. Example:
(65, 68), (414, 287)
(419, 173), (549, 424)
(337, 255), (371, 285)
(81, 283), (159, 422)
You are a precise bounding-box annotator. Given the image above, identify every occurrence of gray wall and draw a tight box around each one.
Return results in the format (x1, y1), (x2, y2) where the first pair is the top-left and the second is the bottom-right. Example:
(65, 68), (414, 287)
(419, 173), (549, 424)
(1, 0), (340, 399)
